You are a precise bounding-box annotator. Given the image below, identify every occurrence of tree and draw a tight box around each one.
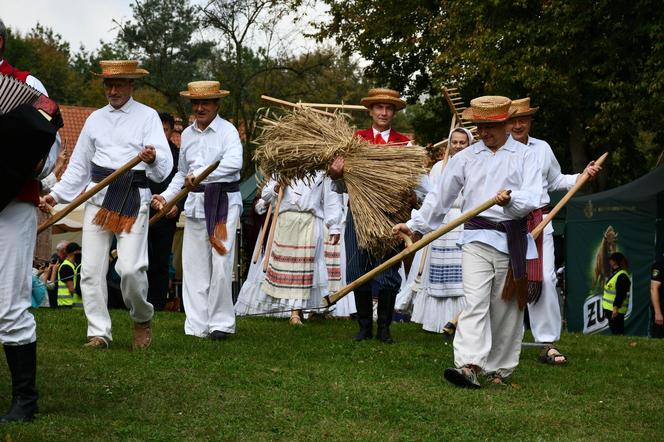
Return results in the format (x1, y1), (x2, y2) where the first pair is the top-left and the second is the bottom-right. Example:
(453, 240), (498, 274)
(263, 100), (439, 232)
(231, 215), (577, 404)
(318, 0), (664, 188)
(4, 24), (82, 104)
(115, 0), (215, 117)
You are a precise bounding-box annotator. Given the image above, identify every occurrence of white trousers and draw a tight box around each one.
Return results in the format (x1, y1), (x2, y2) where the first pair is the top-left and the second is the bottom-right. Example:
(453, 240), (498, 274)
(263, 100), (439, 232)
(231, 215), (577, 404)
(0, 201), (37, 345)
(80, 204), (153, 342)
(454, 242), (524, 377)
(527, 226), (561, 342)
(182, 206), (239, 337)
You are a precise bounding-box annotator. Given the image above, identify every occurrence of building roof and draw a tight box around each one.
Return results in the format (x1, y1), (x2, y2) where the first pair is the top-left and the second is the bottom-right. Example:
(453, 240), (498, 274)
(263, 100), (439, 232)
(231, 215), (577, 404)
(58, 105), (96, 151)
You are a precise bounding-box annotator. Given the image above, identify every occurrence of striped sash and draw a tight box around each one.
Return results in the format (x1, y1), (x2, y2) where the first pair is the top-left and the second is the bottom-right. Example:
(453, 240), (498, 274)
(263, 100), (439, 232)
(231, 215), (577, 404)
(90, 163), (147, 233)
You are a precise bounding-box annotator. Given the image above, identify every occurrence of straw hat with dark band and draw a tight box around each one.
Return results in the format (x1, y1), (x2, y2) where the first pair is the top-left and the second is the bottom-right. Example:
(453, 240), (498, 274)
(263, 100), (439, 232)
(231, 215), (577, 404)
(461, 96), (515, 124)
(509, 97), (539, 118)
(360, 88), (406, 111)
(94, 60), (149, 79)
(180, 81), (230, 100)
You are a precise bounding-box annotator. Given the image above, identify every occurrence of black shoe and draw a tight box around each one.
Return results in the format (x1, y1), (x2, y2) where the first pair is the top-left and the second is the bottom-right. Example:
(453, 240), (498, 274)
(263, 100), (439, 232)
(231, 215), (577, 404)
(352, 328), (373, 341)
(376, 289), (397, 344)
(444, 366), (481, 389)
(376, 327), (394, 344)
(353, 290), (373, 342)
(209, 330), (229, 341)
(1, 342), (38, 422)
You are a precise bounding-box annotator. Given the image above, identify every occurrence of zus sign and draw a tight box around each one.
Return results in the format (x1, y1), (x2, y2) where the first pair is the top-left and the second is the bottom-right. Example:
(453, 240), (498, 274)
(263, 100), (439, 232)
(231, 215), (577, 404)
(582, 288), (633, 334)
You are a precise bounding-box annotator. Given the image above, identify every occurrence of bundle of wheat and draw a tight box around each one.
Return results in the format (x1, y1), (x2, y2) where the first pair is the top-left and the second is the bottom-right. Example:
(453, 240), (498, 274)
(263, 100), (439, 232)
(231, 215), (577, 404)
(254, 108), (426, 254)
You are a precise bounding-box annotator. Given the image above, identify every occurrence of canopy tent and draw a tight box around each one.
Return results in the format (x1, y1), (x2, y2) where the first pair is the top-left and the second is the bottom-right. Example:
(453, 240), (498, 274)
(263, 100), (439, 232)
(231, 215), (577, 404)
(565, 165), (664, 336)
(240, 173), (258, 220)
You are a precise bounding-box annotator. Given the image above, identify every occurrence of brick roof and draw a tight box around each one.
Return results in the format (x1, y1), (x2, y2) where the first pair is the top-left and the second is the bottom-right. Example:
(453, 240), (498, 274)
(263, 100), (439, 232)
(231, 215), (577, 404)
(58, 105), (96, 151)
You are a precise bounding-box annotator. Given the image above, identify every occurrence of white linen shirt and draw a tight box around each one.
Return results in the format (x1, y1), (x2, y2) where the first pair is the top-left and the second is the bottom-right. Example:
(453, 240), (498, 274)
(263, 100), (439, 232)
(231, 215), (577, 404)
(161, 115), (243, 219)
(261, 171), (343, 234)
(407, 136), (542, 256)
(521, 135), (578, 206)
(50, 97), (172, 206)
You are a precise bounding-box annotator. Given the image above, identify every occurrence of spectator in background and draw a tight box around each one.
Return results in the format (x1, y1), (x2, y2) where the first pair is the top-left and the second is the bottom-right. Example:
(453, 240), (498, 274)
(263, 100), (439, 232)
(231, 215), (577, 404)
(650, 253), (664, 338)
(602, 252), (631, 335)
(55, 240), (69, 262)
(147, 112), (182, 311)
(57, 242), (82, 308)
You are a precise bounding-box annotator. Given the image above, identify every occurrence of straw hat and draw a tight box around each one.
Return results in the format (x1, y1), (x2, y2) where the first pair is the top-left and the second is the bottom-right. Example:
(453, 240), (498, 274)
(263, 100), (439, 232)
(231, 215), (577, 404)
(179, 81), (230, 100)
(509, 97), (539, 118)
(461, 96), (515, 124)
(360, 88), (406, 111)
(95, 60), (149, 79)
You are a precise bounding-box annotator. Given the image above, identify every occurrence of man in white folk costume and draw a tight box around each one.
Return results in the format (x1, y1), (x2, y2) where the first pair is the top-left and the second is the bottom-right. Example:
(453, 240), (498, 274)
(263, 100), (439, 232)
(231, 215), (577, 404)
(328, 88), (412, 343)
(41, 60), (173, 350)
(153, 81), (242, 340)
(506, 98), (600, 364)
(394, 96), (542, 388)
(0, 16), (62, 421)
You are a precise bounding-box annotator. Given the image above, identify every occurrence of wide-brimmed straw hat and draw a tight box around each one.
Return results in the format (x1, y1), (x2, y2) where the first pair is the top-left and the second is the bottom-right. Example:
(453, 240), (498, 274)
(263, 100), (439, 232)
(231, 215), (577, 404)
(360, 88), (406, 111)
(461, 96), (515, 124)
(94, 60), (149, 79)
(509, 97), (539, 118)
(179, 81), (230, 100)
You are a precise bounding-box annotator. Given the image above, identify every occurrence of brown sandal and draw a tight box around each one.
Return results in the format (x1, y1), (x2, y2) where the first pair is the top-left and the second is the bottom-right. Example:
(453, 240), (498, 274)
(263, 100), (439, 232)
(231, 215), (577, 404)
(538, 344), (568, 365)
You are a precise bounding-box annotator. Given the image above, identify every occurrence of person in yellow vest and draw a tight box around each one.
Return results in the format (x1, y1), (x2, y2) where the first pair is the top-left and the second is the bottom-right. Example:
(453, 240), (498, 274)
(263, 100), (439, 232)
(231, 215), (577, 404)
(602, 252), (631, 335)
(57, 243), (82, 308)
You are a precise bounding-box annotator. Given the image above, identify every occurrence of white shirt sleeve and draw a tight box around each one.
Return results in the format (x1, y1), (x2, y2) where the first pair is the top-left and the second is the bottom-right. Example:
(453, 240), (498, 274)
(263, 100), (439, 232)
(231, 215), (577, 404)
(545, 143), (578, 192)
(50, 122), (95, 203)
(261, 179), (279, 203)
(144, 111), (173, 183)
(323, 177), (343, 234)
(503, 148), (543, 219)
(160, 145), (187, 202)
(407, 155), (464, 234)
(193, 128), (243, 182)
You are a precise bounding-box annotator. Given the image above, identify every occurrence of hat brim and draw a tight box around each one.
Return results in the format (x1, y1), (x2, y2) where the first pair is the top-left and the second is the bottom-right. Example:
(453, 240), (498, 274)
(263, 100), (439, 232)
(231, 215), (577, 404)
(360, 97), (406, 111)
(461, 107), (516, 124)
(93, 68), (150, 79)
(510, 107), (539, 118)
(180, 90), (230, 99)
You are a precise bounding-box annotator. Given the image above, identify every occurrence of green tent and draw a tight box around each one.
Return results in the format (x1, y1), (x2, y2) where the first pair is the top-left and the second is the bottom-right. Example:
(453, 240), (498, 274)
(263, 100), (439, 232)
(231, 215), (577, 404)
(565, 165), (664, 336)
(240, 173), (258, 220)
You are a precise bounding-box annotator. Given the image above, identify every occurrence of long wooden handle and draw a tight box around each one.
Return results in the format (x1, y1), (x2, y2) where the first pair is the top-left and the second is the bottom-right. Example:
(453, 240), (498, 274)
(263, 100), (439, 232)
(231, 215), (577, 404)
(252, 203), (273, 264)
(416, 245), (429, 278)
(399, 232), (413, 247)
(261, 95), (336, 117)
(531, 152), (608, 240)
(38, 155), (143, 234)
(149, 161), (220, 226)
(323, 192), (505, 306)
(262, 187), (284, 273)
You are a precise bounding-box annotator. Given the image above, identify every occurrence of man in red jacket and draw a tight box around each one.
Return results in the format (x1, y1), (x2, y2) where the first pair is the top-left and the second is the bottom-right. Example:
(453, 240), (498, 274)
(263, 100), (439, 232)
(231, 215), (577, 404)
(329, 88), (410, 343)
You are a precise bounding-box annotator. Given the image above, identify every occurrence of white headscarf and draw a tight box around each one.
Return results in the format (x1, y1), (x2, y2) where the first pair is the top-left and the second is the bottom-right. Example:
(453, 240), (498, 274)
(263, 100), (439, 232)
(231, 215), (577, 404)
(446, 127), (475, 155)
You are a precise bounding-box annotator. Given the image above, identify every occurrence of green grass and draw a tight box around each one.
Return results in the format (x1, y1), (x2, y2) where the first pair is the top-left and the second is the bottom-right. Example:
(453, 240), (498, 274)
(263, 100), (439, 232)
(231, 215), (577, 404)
(1, 309), (663, 441)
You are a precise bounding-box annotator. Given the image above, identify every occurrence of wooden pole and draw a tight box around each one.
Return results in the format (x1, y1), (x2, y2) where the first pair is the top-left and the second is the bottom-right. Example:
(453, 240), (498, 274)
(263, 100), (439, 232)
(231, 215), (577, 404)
(37, 155), (142, 234)
(323, 192), (506, 306)
(252, 203), (273, 264)
(261, 95), (336, 117)
(530, 152), (608, 240)
(149, 161), (220, 226)
(298, 102), (366, 111)
(262, 186), (284, 273)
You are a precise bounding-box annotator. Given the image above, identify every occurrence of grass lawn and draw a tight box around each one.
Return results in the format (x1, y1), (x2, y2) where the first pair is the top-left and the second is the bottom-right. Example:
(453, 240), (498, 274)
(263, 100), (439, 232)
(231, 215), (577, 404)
(1, 309), (662, 441)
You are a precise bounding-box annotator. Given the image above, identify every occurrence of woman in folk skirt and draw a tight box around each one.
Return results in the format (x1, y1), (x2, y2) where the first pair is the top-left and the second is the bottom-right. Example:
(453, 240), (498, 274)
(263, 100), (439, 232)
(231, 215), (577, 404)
(397, 127), (473, 332)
